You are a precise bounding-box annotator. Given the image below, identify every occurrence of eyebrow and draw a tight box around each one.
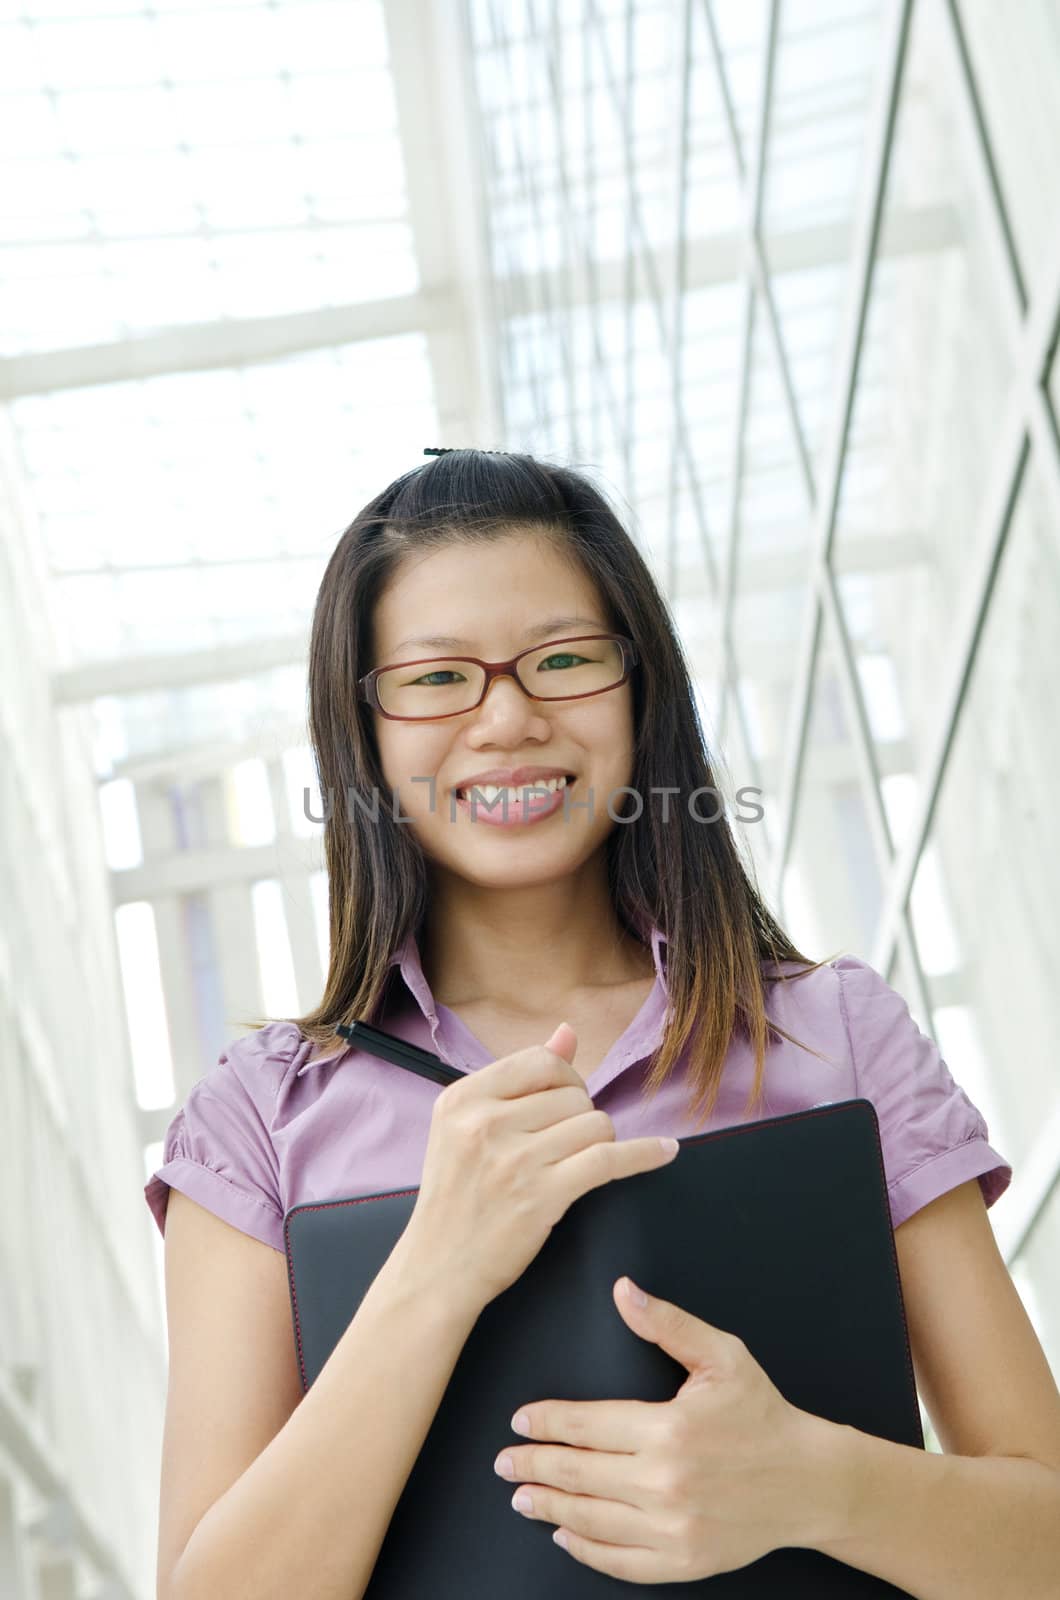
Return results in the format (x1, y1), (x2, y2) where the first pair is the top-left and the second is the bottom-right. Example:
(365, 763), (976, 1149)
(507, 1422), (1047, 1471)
(390, 615), (608, 654)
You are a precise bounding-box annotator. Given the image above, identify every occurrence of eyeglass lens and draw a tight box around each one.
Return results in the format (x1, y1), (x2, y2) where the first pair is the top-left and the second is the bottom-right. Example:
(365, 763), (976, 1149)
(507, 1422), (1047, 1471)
(375, 636), (625, 718)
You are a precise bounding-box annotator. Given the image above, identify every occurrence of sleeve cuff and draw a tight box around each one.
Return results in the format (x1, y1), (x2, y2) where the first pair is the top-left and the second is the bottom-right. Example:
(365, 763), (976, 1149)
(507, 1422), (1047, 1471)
(888, 1137), (1013, 1231)
(145, 1157), (285, 1253)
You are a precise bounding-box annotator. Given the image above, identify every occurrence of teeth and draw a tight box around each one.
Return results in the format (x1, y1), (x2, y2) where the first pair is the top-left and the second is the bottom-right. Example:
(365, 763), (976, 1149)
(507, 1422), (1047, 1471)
(458, 775), (570, 802)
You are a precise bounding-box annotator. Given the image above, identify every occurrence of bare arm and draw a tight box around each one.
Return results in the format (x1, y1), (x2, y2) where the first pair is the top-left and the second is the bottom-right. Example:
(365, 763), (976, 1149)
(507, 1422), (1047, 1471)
(161, 1027), (675, 1600)
(169, 1223), (480, 1600)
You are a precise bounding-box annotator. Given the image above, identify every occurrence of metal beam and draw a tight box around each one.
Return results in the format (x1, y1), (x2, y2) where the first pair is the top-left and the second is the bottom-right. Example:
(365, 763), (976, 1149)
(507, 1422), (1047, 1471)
(51, 634), (308, 703)
(107, 721), (311, 785)
(493, 204), (960, 320)
(0, 205), (961, 401)
(867, 247), (1060, 972)
(0, 292), (444, 399)
(385, 0), (503, 445)
(935, 0), (1060, 545)
(110, 836), (324, 904)
(768, 0), (914, 917)
(708, 0), (779, 799)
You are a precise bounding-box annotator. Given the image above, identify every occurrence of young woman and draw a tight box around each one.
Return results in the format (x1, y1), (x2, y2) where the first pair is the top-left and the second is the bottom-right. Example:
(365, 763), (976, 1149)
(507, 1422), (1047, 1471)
(147, 450), (1060, 1600)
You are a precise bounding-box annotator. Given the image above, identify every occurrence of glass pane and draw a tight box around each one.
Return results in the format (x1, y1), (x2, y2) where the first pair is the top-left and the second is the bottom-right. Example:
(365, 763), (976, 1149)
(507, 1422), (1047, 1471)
(955, 0), (1060, 308)
(761, 0), (888, 482)
(252, 879), (299, 1019)
(782, 608), (885, 960)
(668, 451), (716, 611)
(909, 451), (1060, 1176)
(832, 0), (1020, 859)
(90, 664), (308, 775)
(708, 0), (770, 179)
(225, 759), (276, 849)
(680, 0), (744, 238)
(729, 305), (814, 784)
(13, 332), (435, 687)
(117, 902), (175, 1110)
(718, 667), (774, 892)
(671, 278), (746, 580)
(0, 0), (412, 355)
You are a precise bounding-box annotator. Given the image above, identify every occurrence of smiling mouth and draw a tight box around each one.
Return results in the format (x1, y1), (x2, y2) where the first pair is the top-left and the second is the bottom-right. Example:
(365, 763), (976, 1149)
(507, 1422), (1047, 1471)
(453, 774), (577, 801)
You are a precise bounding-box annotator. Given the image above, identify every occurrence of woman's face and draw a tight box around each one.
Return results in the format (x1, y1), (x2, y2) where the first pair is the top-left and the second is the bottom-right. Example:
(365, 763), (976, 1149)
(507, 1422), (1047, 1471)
(369, 530), (636, 889)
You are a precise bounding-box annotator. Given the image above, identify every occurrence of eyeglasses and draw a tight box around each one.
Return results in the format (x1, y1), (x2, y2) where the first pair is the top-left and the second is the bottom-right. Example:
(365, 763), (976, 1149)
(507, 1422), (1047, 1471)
(358, 634), (638, 722)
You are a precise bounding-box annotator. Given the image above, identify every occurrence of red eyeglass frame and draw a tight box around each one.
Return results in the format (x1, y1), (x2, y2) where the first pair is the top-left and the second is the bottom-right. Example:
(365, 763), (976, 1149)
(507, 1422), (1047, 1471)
(357, 634), (639, 721)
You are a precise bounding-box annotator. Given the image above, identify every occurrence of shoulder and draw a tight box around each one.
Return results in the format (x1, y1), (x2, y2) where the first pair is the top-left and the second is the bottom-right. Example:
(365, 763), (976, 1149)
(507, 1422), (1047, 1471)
(760, 950), (894, 1037)
(807, 951), (942, 1091)
(166, 1021), (311, 1146)
(761, 953), (1013, 1229)
(145, 1021), (314, 1251)
(759, 951), (850, 1035)
(214, 1020), (317, 1097)
(761, 949), (958, 1092)
(169, 1021), (319, 1141)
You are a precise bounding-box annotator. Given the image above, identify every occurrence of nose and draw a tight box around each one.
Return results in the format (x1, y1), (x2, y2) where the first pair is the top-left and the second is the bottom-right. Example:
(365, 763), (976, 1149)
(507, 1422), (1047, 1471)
(472, 670), (544, 727)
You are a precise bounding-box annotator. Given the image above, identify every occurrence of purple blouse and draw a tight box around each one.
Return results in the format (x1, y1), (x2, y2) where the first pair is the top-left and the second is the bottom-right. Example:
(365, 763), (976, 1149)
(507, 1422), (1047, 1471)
(144, 925), (1012, 1253)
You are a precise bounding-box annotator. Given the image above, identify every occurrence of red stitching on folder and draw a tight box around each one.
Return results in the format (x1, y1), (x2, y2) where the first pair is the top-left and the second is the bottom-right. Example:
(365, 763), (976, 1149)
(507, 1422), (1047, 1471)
(284, 1186), (418, 1392)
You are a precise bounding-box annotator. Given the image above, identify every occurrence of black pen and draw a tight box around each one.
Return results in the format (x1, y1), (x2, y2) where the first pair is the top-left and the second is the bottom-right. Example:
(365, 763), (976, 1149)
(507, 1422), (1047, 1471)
(336, 1019), (465, 1087)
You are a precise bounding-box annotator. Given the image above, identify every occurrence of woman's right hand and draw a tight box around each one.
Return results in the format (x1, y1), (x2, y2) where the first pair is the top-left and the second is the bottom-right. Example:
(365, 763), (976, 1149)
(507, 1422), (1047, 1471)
(400, 1022), (680, 1311)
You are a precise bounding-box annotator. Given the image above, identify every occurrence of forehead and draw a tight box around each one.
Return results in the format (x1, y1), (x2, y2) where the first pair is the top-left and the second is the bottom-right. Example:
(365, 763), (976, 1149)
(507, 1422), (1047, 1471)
(374, 532), (608, 654)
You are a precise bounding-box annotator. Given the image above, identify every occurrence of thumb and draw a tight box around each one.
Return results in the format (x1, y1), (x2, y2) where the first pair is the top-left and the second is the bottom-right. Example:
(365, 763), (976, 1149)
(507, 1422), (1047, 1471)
(544, 1020), (577, 1062)
(612, 1276), (727, 1374)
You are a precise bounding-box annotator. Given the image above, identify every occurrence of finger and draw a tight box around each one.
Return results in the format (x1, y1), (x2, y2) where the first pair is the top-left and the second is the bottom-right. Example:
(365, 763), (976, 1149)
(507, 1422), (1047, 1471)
(507, 1396), (664, 1453)
(510, 1483), (654, 1549)
(471, 1044), (583, 1100)
(543, 1020), (577, 1062)
(550, 1525), (668, 1584)
(558, 1132), (679, 1202)
(613, 1276), (743, 1375)
(507, 1083), (595, 1133)
(496, 1442), (643, 1506)
(537, 1107), (615, 1164)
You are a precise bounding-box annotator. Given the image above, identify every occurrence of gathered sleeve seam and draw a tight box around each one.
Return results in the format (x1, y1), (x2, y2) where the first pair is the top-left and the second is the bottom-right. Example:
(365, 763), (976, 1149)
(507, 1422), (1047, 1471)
(885, 1128), (985, 1196)
(159, 1152), (284, 1219)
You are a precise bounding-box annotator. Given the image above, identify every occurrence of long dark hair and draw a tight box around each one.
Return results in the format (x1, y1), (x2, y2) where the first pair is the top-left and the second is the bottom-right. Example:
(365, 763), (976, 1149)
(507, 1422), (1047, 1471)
(241, 449), (841, 1128)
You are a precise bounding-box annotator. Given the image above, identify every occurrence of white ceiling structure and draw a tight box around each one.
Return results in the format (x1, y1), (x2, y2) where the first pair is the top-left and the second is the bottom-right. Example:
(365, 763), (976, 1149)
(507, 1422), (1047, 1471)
(1, 0), (500, 778)
(2, 0), (1059, 1314)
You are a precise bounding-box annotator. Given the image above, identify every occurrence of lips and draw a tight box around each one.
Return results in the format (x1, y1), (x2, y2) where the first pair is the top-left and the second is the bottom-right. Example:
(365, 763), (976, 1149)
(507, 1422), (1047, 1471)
(453, 775), (576, 826)
(451, 769), (576, 797)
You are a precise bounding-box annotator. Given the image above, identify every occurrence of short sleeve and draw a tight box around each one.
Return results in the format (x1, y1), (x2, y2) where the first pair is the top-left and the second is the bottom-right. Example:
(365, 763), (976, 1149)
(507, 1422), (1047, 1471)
(144, 1021), (302, 1252)
(833, 954), (1012, 1230)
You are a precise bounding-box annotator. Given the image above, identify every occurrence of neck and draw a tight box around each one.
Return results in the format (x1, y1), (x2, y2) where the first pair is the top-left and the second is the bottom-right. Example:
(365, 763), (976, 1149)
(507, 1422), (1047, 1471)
(420, 867), (654, 1012)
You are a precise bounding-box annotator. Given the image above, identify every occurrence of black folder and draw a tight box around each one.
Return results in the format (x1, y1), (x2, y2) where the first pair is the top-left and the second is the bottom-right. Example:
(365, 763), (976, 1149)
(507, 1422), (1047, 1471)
(284, 1098), (921, 1596)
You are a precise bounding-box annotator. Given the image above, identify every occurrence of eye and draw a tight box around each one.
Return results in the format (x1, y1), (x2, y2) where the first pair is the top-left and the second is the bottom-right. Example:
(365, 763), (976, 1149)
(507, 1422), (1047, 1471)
(408, 669), (466, 686)
(537, 652), (588, 671)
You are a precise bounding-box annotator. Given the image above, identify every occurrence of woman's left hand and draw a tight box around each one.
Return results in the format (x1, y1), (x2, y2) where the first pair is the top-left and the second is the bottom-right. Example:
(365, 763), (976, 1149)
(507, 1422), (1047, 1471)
(493, 1275), (835, 1585)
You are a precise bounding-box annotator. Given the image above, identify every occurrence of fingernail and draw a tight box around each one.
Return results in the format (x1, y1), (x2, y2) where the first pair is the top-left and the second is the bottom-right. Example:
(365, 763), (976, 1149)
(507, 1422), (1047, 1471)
(658, 1136), (679, 1154)
(512, 1490), (533, 1514)
(553, 1529), (569, 1550)
(511, 1410), (531, 1435)
(494, 1453), (515, 1478)
(624, 1276), (648, 1306)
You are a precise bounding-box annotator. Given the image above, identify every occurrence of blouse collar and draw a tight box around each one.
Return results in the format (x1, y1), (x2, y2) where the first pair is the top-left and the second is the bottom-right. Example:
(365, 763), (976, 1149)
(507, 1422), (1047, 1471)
(295, 916), (669, 1077)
